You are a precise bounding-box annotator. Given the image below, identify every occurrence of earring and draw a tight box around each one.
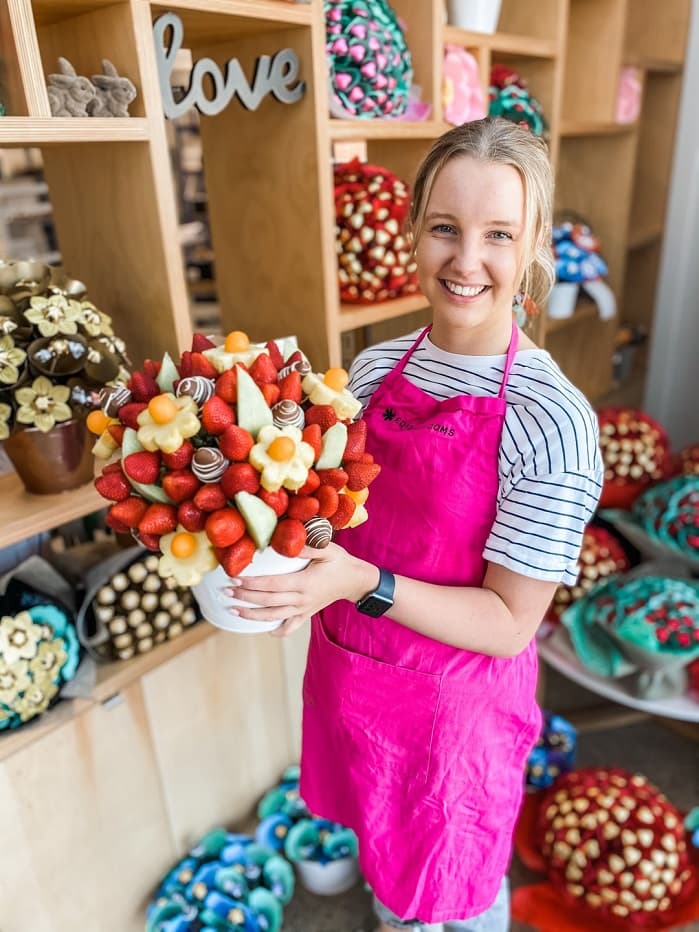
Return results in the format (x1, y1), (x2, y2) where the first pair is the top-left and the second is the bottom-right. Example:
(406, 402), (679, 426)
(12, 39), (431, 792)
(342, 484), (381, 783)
(512, 292), (539, 328)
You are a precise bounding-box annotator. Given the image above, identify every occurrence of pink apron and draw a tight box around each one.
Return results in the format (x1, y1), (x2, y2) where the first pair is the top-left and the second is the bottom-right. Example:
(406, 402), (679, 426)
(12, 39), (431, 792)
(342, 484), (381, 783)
(300, 323), (542, 923)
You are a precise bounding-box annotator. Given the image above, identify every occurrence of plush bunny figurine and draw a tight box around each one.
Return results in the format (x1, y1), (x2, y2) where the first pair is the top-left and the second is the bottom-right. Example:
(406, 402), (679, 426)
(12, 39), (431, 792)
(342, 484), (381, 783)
(88, 59), (137, 117)
(47, 57), (96, 117)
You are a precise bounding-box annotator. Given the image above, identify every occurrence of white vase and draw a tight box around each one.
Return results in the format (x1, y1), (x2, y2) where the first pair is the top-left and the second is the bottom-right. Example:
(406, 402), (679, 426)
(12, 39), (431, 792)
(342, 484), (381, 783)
(446, 0), (502, 33)
(547, 282), (579, 320)
(192, 547), (309, 634)
(295, 856), (360, 896)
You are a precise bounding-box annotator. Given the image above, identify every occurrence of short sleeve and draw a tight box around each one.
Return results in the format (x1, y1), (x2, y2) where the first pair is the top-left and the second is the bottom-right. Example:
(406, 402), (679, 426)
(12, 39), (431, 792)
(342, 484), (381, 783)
(483, 470), (603, 585)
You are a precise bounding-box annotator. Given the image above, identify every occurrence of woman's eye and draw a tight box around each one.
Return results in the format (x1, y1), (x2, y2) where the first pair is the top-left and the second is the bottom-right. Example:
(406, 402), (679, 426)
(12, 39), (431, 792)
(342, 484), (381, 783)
(488, 230), (513, 241)
(431, 224), (456, 234)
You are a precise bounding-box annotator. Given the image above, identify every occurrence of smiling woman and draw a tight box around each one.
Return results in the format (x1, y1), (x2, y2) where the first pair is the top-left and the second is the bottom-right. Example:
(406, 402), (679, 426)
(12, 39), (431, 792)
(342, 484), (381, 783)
(232, 117), (603, 932)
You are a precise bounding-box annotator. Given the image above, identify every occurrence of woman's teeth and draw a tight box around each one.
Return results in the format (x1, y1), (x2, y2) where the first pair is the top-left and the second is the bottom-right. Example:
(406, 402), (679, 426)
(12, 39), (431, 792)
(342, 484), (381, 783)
(443, 281), (487, 297)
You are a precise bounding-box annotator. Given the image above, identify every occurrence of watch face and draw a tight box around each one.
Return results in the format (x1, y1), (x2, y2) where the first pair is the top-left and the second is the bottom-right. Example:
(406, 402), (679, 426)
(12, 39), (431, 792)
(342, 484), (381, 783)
(357, 594), (393, 617)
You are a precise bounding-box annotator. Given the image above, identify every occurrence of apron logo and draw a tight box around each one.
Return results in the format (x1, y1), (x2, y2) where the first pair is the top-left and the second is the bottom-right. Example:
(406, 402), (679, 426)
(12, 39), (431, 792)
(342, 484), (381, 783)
(381, 407), (454, 437)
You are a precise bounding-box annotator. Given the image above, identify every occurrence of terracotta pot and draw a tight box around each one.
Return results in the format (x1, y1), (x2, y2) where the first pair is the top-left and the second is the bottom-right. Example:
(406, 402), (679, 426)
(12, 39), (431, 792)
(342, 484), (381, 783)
(3, 418), (94, 494)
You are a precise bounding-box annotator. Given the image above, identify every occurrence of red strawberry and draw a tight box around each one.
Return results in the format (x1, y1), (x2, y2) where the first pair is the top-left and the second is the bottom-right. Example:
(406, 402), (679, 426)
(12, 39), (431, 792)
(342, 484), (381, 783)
(265, 340), (285, 370)
(316, 468), (349, 491)
(162, 469), (201, 504)
(220, 463), (260, 497)
(259, 488), (289, 517)
(190, 352), (218, 379)
(315, 484), (339, 519)
(105, 510), (131, 534)
(194, 483), (227, 512)
(261, 383), (280, 407)
(138, 503), (178, 536)
(278, 371), (302, 404)
(179, 350), (193, 379)
(287, 496), (320, 522)
(107, 423), (125, 446)
(296, 469), (320, 496)
(162, 440), (194, 470)
(123, 450), (161, 485)
(329, 493), (356, 530)
(302, 424), (322, 460)
(249, 353), (278, 385)
(343, 419), (367, 462)
(136, 531), (162, 551)
(119, 401), (148, 429)
(359, 452), (375, 464)
(95, 468), (131, 502)
(178, 500), (206, 532)
(271, 519), (307, 557)
(346, 462), (381, 491)
(143, 358), (161, 379)
(109, 495), (149, 529)
(217, 535), (256, 577)
(191, 333), (216, 352)
(305, 404), (337, 433)
(215, 368), (238, 404)
(201, 395), (235, 435)
(102, 461), (124, 475)
(129, 370), (160, 402)
(205, 508), (246, 548)
(219, 424), (255, 462)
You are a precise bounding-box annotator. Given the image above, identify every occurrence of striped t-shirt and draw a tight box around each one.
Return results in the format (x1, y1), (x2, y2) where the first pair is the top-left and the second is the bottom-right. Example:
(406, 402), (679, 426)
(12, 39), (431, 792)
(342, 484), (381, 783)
(348, 330), (604, 586)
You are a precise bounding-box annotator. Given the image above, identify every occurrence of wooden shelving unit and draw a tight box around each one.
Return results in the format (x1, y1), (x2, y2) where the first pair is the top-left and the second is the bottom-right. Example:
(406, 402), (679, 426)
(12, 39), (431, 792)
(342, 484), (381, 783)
(0, 0), (690, 927)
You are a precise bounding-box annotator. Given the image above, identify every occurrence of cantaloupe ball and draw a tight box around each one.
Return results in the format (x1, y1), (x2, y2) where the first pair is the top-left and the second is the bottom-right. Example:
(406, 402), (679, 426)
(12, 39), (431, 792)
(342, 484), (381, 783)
(148, 394), (179, 425)
(323, 368), (349, 392)
(267, 436), (296, 462)
(225, 330), (250, 353)
(171, 531), (197, 559)
(86, 409), (110, 435)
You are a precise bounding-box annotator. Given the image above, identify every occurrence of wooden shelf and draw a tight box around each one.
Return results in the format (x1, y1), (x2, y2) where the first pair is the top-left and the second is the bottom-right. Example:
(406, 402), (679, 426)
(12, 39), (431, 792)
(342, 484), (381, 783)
(624, 56), (683, 74)
(0, 473), (104, 549)
(151, 0), (313, 40)
(560, 120), (637, 137)
(329, 120), (448, 142)
(0, 117), (149, 147)
(545, 296), (600, 334)
(91, 619), (217, 703)
(338, 293), (430, 332)
(443, 26), (558, 58)
(627, 224), (663, 250)
(0, 697), (92, 763)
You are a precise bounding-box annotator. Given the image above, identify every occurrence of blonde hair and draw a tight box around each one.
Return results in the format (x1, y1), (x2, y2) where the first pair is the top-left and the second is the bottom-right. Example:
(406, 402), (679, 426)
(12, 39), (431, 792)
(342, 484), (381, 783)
(410, 117), (555, 308)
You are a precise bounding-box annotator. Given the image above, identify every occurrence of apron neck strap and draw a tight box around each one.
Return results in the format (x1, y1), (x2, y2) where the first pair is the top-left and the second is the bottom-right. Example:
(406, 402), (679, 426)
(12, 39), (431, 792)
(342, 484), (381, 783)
(392, 326), (432, 378)
(498, 320), (519, 399)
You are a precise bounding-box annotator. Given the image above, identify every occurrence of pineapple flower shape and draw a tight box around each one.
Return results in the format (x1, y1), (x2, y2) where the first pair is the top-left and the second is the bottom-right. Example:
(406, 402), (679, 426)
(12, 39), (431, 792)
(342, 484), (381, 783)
(0, 334), (26, 385)
(0, 402), (12, 441)
(29, 637), (67, 681)
(0, 658), (31, 705)
(158, 526), (218, 587)
(202, 329), (268, 373)
(76, 300), (114, 338)
(25, 294), (81, 337)
(15, 375), (72, 432)
(14, 678), (59, 722)
(302, 368), (362, 420)
(136, 392), (200, 454)
(0, 611), (43, 665)
(250, 424), (315, 492)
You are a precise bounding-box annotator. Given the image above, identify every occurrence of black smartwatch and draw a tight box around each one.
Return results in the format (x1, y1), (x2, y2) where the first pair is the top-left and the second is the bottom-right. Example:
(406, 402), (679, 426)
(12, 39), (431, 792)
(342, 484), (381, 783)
(356, 567), (395, 617)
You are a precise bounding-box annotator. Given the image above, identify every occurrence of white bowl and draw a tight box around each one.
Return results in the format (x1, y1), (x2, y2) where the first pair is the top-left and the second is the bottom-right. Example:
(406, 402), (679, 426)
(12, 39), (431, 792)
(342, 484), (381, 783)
(446, 0), (502, 33)
(192, 547), (309, 634)
(295, 856), (360, 896)
(547, 281), (579, 320)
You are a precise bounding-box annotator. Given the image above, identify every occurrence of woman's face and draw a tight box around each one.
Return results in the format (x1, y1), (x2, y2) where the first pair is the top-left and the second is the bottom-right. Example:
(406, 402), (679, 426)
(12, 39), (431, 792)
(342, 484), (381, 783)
(415, 155), (527, 350)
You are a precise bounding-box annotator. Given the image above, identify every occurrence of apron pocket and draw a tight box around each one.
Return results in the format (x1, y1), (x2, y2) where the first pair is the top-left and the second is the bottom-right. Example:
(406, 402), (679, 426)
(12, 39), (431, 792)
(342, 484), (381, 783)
(303, 618), (441, 785)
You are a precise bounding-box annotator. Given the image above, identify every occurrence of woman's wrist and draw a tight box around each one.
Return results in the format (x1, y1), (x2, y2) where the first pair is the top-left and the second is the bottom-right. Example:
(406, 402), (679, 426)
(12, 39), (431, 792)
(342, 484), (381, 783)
(348, 556), (381, 603)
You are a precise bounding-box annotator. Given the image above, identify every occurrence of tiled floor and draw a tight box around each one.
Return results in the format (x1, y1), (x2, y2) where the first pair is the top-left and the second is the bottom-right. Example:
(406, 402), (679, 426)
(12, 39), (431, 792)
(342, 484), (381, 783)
(282, 666), (699, 932)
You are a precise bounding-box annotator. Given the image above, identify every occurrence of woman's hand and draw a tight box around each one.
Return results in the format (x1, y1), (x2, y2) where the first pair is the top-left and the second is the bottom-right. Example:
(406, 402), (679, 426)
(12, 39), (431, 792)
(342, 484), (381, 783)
(222, 543), (379, 637)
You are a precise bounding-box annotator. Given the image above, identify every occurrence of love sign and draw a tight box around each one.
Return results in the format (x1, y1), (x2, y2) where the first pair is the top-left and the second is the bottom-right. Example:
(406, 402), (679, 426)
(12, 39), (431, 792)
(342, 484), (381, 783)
(153, 12), (306, 119)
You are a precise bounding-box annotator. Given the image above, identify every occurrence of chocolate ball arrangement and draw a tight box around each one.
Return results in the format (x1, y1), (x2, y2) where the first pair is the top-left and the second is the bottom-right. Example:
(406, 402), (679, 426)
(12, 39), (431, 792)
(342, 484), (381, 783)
(93, 554), (198, 660)
(598, 407), (672, 508)
(548, 527), (631, 624)
(537, 768), (693, 924)
(334, 158), (419, 304)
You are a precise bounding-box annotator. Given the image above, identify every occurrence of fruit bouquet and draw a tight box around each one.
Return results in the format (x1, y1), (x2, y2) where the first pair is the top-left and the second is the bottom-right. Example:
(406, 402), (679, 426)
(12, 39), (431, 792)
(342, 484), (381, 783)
(90, 330), (380, 633)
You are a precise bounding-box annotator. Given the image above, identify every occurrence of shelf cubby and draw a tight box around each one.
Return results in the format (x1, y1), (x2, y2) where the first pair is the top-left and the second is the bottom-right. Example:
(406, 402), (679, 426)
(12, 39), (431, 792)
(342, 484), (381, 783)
(495, 0), (563, 43)
(339, 293), (430, 332)
(621, 237), (663, 335)
(624, 0), (690, 67)
(0, 473), (103, 549)
(562, 0), (626, 124)
(0, 0), (29, 116)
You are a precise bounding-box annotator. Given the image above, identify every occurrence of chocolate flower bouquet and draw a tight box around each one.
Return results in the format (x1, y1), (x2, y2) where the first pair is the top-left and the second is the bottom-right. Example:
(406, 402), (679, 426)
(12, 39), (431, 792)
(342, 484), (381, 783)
(0, 259), (130, 493)
(91, 330), (380, 633)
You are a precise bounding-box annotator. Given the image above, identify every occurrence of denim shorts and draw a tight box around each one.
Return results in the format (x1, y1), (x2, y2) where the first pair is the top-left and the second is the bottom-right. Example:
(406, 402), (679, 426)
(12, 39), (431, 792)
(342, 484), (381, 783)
(373, 875), (509, 931)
